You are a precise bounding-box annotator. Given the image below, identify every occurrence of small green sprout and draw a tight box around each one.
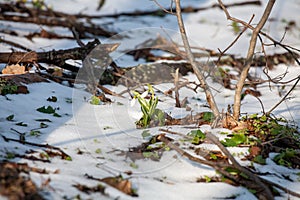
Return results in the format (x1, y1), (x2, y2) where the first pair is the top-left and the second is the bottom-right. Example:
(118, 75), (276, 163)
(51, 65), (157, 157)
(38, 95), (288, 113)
(131, 84), (165, 128)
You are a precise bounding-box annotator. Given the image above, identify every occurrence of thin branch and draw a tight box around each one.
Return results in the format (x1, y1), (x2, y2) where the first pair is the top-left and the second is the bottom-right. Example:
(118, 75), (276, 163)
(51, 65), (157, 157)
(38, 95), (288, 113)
(174, 0), (220, 117)
(174, 68), (181, 107)
(266, 75), (300, 115)
(216, 14), (255, 65)
(152, 0), (175, 15)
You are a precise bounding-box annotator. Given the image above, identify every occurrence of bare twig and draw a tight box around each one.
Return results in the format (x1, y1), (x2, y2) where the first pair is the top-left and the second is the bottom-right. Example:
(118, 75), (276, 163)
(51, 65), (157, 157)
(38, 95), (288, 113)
(266, 75), (300, 115)
(152, 0), (175, 15)
(174, 0), (220, 117)
(216, 15), (255, 65)
(71, 27), (85, 47)
(174, 68), (181, 107)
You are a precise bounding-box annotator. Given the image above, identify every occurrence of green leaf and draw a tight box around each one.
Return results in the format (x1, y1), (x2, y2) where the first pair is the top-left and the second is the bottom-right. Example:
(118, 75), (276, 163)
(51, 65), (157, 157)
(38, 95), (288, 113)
(6, 114), (14, 121)
(209, 153), (218, 160)
(248, 189), (257, 194)
(188, 129), (206, 145)
(253, 155), (266, 165)
(90, 95), (101, 105)
(15, 122), (27, 127)
(202, 112), (214, 122)
(130, 162), (138, 169)
(260, 115), (267, 122)
(221, 134), (247, 147)
(142, 152), (153, 158)
(103, 126), (113, 130)
(6, 152), (15, 159)
(53, 113), (61, 117)
(95, 148), (102, 154)
(40, 122), (48, 128)
(225, 167), (239, 175)
(273, 149), (296, 167)
(141, 130), (151, 139)
(65, 156), (72, 161)
(204, 175), (212, 183)
(37, 106), (55, 114)
(249, 113), (258, 119)
(30, 130), (41, 136)
(232, 21), (240, 34)
(47, 96), (57, 102)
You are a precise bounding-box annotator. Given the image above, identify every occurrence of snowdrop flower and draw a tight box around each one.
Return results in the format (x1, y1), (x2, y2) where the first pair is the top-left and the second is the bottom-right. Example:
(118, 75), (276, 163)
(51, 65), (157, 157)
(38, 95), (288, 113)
(141, 90), (148, 98)
(130, 97), (136, 107)
(130, 90), (148, 107)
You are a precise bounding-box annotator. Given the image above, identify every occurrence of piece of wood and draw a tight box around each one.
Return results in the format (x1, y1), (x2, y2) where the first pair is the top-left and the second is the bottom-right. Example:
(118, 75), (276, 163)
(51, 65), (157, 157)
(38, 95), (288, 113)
(0, 39), (101, 71)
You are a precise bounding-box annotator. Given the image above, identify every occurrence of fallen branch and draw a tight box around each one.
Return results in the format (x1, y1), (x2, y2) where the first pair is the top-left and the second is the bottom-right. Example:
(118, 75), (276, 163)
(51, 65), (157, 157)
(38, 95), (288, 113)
(0, 3), (116, 38)
(75, 1), (262, 18)
(1, 134), (71, 161)
(0, 39), (100, 72)
(158, 133), (274, 199)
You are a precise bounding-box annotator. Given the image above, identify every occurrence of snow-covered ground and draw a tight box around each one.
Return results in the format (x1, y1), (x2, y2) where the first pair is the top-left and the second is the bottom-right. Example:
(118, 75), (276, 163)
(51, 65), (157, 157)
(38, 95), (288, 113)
(0, 0), (300, 199)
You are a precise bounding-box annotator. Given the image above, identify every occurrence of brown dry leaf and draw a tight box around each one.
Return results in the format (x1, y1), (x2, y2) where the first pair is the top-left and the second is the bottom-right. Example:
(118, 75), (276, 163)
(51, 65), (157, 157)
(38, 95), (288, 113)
(52, 68), (63, 77)
(232, 121), (248, 132)
(101, 176), (136, 196)
(2, 64), (26, 75)
(244, 89), (261, 97)
(222, 113), (239, 129)
(73, 183), (106, 195)
(0, 162), (43, 199)
(249, 146), (261, 158)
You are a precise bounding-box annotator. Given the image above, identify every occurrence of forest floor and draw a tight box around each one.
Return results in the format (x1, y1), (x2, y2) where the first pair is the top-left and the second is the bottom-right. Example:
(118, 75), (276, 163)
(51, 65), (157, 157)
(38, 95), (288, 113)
(0, 0), (300, 199)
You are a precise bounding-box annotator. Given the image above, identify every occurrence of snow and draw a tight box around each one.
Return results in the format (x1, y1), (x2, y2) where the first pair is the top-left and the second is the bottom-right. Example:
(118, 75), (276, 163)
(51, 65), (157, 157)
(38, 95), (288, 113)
(1, 0), (300, 199)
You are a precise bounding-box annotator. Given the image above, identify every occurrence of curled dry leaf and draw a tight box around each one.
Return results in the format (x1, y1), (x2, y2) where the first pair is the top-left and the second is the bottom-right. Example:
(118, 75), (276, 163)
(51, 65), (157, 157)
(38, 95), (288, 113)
(101, 176), (137, 196)
(231, 121), (248, 132)
(2, 64), (26, 75)
(222, 113), (239, 129)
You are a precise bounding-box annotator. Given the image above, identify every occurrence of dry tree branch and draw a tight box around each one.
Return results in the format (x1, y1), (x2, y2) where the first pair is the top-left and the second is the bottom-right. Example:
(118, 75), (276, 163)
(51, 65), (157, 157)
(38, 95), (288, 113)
(266, 75), (300, 115)
(174, 68), (181, 107)
(218, 0), (276, 120)
(152, 0), (175, 15)
(158, 132), (274, 199)
(217, 1), (300, 65)
(159, 130), (300, 198)
(174, 0), (220, 118)
(216, 14), (255, 65)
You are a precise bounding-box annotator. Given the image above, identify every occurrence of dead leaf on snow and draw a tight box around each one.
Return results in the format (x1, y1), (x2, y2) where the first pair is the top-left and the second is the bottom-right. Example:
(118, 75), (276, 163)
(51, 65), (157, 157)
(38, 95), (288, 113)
(232, 121), (248, 132)
(222, 113), (239, 129)
(101, 176), (137, 196)
(73, 183), (106, 195)
(84, 174), (138, 196)
(2, 64), (26, 75)
(0, 162), (44, 199)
